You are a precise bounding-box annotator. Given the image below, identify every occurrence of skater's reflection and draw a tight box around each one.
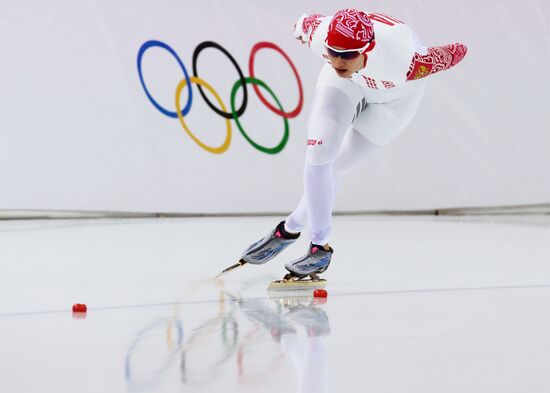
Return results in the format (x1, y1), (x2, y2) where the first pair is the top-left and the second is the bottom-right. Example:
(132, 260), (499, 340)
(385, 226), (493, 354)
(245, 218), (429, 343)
(125, 284), (330, 392)
(238, 296), (330, 393)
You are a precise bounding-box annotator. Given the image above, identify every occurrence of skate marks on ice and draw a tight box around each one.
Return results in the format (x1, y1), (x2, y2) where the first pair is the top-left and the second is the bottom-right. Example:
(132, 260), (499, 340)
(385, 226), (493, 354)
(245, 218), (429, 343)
(125, 274), (331, 392)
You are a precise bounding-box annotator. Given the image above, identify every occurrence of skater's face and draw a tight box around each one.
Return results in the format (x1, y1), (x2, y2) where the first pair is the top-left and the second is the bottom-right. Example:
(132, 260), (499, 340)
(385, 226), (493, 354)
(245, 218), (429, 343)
(326, 46), (365, 78)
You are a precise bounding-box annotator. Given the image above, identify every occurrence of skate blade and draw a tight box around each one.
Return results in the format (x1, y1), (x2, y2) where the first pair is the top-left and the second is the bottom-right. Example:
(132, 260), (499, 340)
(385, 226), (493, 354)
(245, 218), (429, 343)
(216, 259), (247, 278)
(267, 278), (327, 291)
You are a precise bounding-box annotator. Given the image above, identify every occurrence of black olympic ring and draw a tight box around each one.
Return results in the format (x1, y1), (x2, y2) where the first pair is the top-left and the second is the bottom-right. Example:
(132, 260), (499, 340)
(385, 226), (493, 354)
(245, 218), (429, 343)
(192, 41), (248, 119)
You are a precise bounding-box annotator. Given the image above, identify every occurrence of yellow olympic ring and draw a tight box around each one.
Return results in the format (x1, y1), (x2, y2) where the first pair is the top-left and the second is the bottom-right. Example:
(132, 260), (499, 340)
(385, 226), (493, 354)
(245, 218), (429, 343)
(175, 76), (232, 154)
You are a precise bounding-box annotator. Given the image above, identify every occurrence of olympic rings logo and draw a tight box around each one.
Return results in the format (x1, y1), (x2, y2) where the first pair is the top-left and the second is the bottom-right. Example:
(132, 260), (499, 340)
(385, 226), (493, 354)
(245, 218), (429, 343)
(137, 40), (304, 155)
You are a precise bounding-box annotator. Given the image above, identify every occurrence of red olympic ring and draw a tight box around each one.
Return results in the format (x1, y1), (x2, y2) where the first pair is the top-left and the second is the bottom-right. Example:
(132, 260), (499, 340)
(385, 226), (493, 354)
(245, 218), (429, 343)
(248, 42), (304, 119)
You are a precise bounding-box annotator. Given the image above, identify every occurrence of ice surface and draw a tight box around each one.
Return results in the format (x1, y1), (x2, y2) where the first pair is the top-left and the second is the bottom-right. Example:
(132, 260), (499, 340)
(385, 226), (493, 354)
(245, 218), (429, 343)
(1, 215), (550, 392)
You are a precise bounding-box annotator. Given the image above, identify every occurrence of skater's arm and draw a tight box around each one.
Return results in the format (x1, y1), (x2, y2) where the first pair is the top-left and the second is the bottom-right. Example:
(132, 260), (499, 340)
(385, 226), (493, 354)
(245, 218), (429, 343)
(293, 14), (325, 44)
(293, 13), (331, 59)
(406, 43), (468, 81)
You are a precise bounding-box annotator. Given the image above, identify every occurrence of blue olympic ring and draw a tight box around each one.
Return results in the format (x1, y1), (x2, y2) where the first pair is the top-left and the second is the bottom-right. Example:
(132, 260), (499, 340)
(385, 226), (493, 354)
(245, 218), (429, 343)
(137, 40), (193, 118)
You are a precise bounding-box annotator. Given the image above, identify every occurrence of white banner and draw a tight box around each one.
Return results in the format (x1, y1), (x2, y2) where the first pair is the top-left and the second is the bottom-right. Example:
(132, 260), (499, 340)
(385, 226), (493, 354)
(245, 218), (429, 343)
(1, 0), (549, 213)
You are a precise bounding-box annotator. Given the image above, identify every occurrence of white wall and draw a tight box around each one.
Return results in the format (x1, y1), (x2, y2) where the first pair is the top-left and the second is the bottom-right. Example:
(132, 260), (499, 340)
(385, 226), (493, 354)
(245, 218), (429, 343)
(1, 0), (549, 213)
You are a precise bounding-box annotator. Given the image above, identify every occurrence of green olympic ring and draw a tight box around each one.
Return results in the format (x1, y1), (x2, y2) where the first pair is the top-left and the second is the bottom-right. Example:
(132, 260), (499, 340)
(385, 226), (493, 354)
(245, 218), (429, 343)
(231, 77), (289, 155)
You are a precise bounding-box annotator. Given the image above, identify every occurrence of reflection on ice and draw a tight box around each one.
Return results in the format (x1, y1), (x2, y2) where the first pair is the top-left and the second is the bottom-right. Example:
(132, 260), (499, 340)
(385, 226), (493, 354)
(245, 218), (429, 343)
(125, 279), (331, 393)
(241, 297), (330, 393)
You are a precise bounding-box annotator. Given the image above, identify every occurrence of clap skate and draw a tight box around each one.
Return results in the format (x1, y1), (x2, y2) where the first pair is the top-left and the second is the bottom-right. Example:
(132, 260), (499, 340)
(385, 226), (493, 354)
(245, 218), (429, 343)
(268, 243), (333, 291)
(217, 221), (300, 277)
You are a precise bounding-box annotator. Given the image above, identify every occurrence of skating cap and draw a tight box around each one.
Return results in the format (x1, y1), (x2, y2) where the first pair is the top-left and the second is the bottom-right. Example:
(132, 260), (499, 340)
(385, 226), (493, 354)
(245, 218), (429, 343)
(325, 9), (375, 53)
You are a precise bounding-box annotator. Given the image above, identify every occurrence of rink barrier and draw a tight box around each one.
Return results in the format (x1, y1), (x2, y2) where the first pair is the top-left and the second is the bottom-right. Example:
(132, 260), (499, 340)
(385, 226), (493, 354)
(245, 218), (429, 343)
(1, 204), (549, 220)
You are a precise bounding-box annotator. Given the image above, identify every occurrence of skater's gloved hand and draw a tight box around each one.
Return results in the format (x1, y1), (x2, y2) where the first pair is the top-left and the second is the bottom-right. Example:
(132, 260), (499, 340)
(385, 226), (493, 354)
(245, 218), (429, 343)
(293, 14), (309, 44)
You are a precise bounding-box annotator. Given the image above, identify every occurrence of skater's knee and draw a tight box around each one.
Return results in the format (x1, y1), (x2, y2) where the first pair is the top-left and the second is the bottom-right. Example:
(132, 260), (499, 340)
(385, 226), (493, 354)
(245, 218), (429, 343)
(305, 124), (341, 166)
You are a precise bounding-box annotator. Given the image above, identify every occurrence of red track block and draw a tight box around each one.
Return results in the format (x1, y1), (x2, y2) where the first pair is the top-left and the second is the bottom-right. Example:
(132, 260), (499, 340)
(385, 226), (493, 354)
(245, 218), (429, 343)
(313, 289), (328, 298)
(72, 303), (87, 313)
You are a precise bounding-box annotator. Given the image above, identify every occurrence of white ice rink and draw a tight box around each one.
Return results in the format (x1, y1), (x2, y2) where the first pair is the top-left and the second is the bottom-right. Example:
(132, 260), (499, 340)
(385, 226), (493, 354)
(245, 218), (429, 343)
(1, 215), (550, 392)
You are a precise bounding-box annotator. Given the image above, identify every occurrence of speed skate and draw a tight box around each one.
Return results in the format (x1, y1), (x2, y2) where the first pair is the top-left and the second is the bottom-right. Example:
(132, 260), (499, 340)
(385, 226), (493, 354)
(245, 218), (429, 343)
(219, 221), (331, 291)
(267, 273), (327, 291)
(216, 261), (327, 291)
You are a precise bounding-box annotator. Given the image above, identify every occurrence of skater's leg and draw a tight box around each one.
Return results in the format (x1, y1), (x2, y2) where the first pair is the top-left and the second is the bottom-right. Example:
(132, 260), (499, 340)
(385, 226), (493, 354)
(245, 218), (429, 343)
(304, 162), (334, 245)
(303, 86), (356, 245)
(331, 79), (427, 188)
(285, 195), (307, 233)
(286, 63), (363, 237)
(333, 128), (381, 192)
(286, 159), (345, 243)
(288, 129), (380, 236)
(284, 86), (356, 277)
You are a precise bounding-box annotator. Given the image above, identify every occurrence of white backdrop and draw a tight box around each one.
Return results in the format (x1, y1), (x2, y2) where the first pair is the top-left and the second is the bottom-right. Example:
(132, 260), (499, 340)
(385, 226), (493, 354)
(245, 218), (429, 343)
(1, 0), (549, 213)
